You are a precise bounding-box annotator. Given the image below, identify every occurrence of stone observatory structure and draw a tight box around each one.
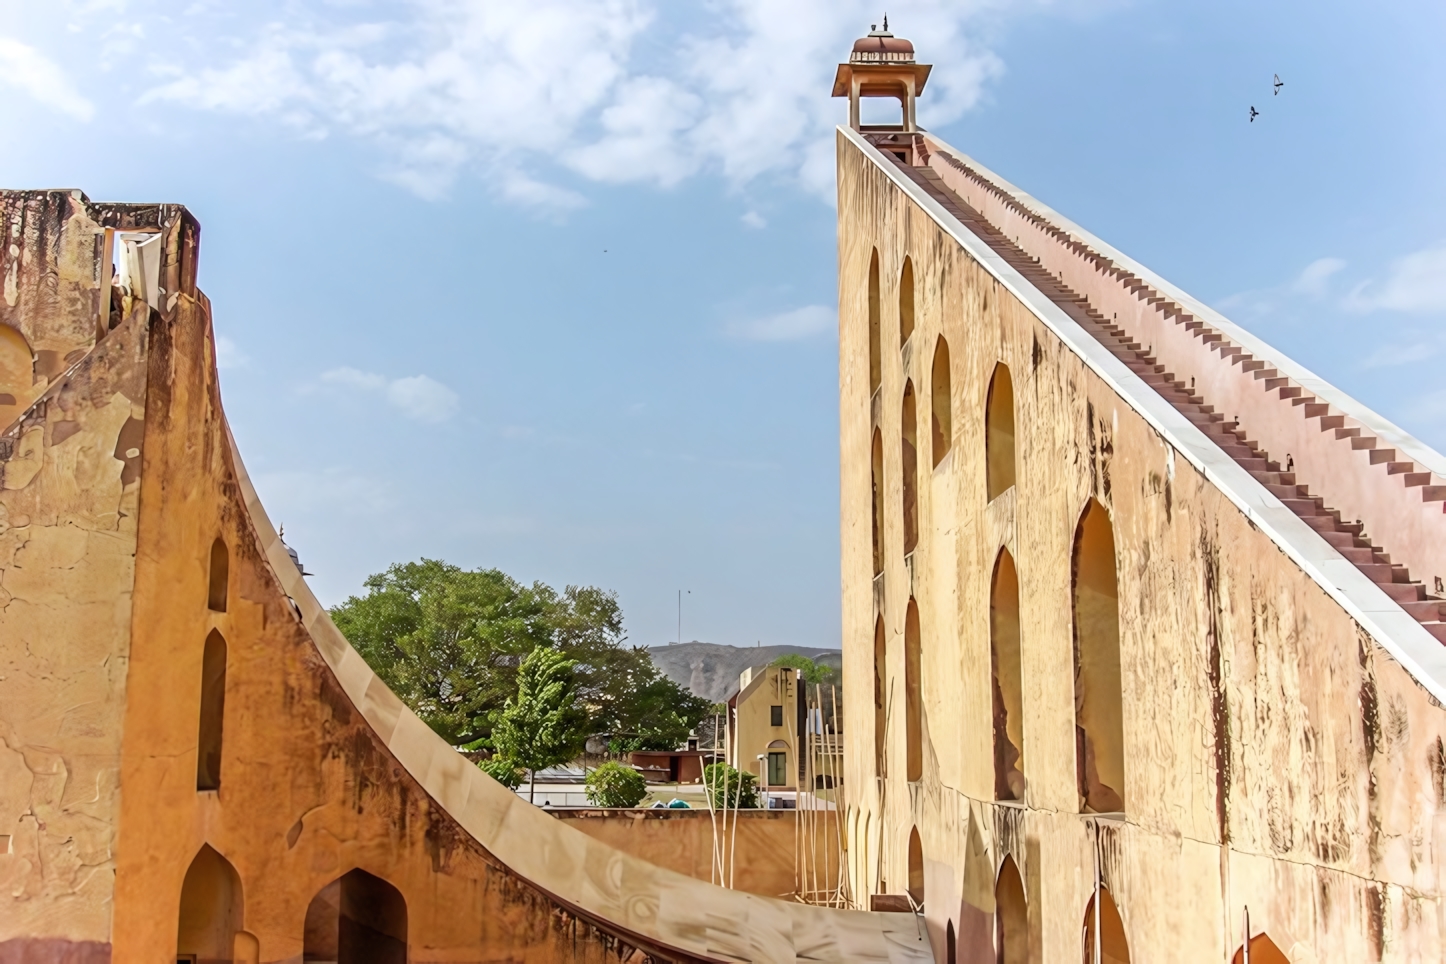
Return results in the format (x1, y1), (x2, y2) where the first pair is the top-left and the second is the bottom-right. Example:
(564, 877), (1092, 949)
(0, 197), (929, 960)
(836, 24), (1446, 964)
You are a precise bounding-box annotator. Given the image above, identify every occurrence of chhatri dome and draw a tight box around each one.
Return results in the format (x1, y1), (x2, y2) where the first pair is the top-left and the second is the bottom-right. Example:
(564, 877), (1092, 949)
(832, 17), (932, 133)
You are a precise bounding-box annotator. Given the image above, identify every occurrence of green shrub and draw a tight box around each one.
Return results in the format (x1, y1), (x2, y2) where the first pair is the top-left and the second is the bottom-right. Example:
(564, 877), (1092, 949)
(585, 762), (649, 808)
(479, 755), (523, 789)
(703, 763), (759, 809)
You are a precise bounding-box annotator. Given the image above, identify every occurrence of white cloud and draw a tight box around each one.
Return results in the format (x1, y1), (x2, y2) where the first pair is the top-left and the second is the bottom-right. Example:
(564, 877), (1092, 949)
(741, 210), (767, 229)
(1348, 243), (1446, 314)
(0, 36), (95, 121)
(727, 304), (835, 341)
(318, 367), (460, 422)
(129, 0), (1026, 205)
(1291, 257), (1346, 297)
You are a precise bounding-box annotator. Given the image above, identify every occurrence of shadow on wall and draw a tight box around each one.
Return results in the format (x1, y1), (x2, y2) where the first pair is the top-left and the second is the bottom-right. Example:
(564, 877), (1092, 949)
(1082, 887), (1131, 964)
(304, 869), (409, 964)
(1072, 499), (1125, 814)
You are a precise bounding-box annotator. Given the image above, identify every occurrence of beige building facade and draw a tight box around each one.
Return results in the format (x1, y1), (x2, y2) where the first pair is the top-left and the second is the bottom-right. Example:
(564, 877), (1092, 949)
(838, 30), (1446, 964)
(729, 665), (803, 791)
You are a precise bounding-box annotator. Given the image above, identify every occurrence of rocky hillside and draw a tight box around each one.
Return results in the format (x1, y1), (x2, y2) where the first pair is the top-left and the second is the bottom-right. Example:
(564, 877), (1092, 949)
(646, 641), (842, 703)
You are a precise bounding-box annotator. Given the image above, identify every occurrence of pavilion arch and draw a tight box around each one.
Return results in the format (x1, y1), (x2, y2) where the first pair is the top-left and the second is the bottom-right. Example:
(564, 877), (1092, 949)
(991, 548), (1025, 801)
(986, 363), (1016, 501)
(1072, 498), (1125, 813)
(304, 868), (408, 964)
(995, 855), (1027, 964)
(177, 844), (243, 963)
(0, 324), (35, 430)
(901, 381), (919, 555)
(904, 599), (922, 783)
(1082, 887), (1131, 964)
(930, 337), (951, 468)
(868, 249), (882, 395)
(196, 629), (228, 792)
(871, 429), (885, 576)
(873, 615), (887, 777)
(906, 826), (924, 906)
(898, 256), (915, 346)
(207, 537), (229, 612)
(1230, 933), (1290, 964)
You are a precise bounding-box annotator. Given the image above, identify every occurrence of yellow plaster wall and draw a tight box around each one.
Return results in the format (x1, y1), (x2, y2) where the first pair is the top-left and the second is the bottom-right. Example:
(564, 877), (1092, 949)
(733, 666), (800, 790)
(837, 130), (1446, 961)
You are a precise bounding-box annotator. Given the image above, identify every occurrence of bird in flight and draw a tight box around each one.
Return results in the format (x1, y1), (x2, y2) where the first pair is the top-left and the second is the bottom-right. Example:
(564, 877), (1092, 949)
(1249, 106), (1259, 122)
(1273, 74), (1284, 96)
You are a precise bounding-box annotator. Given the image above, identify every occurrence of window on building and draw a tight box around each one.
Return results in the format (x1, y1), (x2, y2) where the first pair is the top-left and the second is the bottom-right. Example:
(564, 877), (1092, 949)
(873, 616), (887, 778)
(207, 537), (229, 612)
(304, 868), (408, 964)
(1082, 887), (1131, 964)
(907, 826), (924, 905)
(901, 381), (919, 555)
(770, 704), (784, 727)
(1073, 499), (1125, 813)
(904, 599), (922, 783)
(986, 363), (1017, 501)
(868, 249), (881, 395)
(872, 429), (885, 575)
(996, 856), (1027, 963)
(177, 845), (243, 963)
(931, 337), (951, 467)
(991, 549), (1025, 801)
(898, 257), (915, 346)
(767, 751), (787, 786)
(196, 630), (228, 791)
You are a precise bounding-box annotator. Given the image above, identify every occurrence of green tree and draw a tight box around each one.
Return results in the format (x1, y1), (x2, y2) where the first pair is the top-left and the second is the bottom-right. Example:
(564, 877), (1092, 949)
(703, 762), (759, 810)
(770, 653), (842, 688)
(584, 761), (648, 808)
(492, 647), (589, 802)
(478, 756), (523, 789)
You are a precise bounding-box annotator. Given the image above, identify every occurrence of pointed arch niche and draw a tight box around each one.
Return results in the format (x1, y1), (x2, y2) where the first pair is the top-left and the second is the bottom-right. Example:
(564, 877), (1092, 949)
(898, 257), (915, 346)
(304, 869), (408, 964)
(901, 382), (918, 555)
(871, 429), (885, 577)
(196, 630), (228, 792)
(1082, 887), (1131, 964)
(986, 363), (1016, 501)
(991, 549), (1025, 801)
(873, 616), (887, 778)
(207, 537), (229, 612)
(995, 856), (1027, 964)
(930, 337), (951, 467)
(868, 249), (881, 395)
(906, 826), (924, 906)
(1073, 499), (1125, 814)
(0, 324), (35, 431)
(904, 599), (922, 783)
(177, 844), (243, 963)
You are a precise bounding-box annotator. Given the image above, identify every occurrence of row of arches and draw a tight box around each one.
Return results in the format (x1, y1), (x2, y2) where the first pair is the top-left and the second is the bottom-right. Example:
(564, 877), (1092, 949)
(178, 844), (407, 962)
(873, 496), (1124, 813)
(865, 250), (918, 398)
(869, 359), (1014, 577)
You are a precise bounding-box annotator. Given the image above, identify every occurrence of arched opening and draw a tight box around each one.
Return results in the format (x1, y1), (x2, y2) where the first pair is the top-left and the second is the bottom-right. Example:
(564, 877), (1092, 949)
(196, 630), (228, 792)
(898, 257), (915, 346)
(177, 844), (243, 962)
(868, 249), (881, 395)
(991, 549), (1025, 801)
(946, 921), (957, 964)
(906, 826), (924, 906)
(1082, 887), (1130, 964)
(1230, 933), (1290, 964)
(872, 429), (885, 576)
(904, 600), (922, 783)
(873, 616), (887, 777)
(1073, 499), (1125, 813)
(931, 337), (951, 467)
(304, 868), (408, 964)
(901, 382), (918, 555)
(766, 739), (789, 786)
(0, 324), (35, 430)
(995, 856), (1027, 963)
(207, 537), (229, 613)
(986, 364), (1016, 501)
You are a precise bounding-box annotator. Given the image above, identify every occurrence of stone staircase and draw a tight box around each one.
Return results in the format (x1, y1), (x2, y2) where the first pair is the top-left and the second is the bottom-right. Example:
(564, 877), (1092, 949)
(887, 151), (1446, 644)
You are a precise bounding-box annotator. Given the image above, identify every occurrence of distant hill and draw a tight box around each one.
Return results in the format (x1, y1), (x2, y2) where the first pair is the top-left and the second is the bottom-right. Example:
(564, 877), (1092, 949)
(646, 641), (842, 703)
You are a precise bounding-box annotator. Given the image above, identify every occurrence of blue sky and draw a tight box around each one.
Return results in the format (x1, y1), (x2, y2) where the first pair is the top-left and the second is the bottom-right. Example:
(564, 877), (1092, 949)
(3, 0), (1443, 650)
